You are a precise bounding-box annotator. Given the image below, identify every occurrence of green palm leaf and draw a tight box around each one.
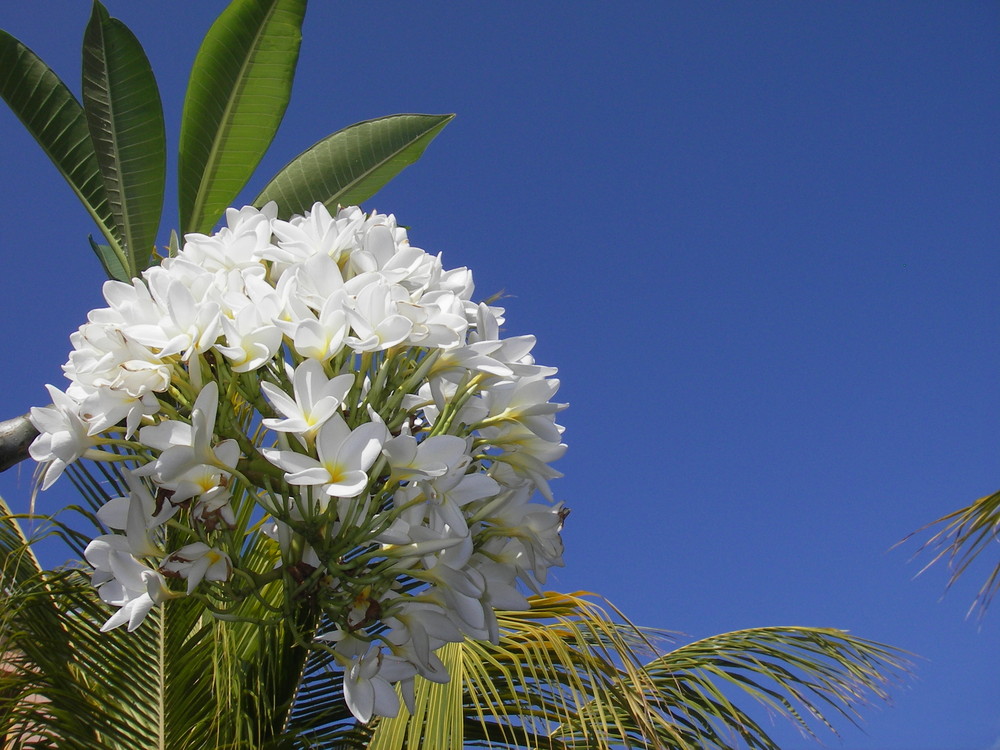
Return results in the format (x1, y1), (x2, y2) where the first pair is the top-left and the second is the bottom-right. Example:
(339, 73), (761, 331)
(365, 592), (908, 750)
(178, 0), (307, 235)
(0, 463), (324, 750)
(643, 625), (908, 748)
(0, 30), (118, 266)
(905, 488), (1000, 616)
(82, 0), (166, 280)
(252, 114), (455, 219)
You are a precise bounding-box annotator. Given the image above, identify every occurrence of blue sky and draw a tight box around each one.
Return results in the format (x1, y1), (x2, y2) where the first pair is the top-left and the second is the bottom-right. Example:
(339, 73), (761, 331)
(0, 2), (997, 747)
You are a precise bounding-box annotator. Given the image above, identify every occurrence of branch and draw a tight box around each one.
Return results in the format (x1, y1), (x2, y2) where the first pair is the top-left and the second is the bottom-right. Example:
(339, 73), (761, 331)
(0, 415), (37, 472)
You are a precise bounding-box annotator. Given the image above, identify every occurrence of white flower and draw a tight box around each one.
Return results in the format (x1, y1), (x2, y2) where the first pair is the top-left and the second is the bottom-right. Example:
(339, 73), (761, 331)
(277, 289), (349, 361)
(398, 290), (468, 349)
(84, 536), (176, 632)
(262, 415), (388, 498)
(480, 375), (567, 443)
(342, 648), (416, 723)
(126, 269), (221, 359)
(261, 359), (353, 440)
(268, 202), (364, 267)
(215, 301), (282, 372)
(28, 385), (100, 489)
(382, 433), (467, 482)
(34, 202), (570, 725)
(136, 381), (239, 489)
(95, 469), (174, 557)
(486, 424), (566, 501)
(382, 599), (462, 676)
(181, 203), (275, 272)
(160, 542), (232, 594)
(343, 277), (412, 352)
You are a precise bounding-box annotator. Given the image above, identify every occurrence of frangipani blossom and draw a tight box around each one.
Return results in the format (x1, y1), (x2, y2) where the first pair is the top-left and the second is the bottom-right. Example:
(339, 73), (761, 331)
(84, 536), (176, 632)
(126, 271), (221, 359)
(382, 433), (467, 482)
(262, 415), (388, 498)
(342, 649), (416, 723)
(160, 542), (233, 594)
(261, 360), (353, 439)
(29, 385), (102, 490)
(137, 381), (238, 487)
(32, 202), (568, 724)
(276, 289), (349, 361)
(343, 278), (412, 352)
(95, 470), (175, 557)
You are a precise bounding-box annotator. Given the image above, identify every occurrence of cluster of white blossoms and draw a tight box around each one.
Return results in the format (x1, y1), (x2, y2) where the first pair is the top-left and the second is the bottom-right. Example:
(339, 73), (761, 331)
(29, 203), (567, 723)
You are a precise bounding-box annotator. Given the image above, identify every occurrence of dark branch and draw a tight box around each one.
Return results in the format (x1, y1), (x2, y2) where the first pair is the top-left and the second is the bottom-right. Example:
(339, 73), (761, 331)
(0, 414), (37, 472)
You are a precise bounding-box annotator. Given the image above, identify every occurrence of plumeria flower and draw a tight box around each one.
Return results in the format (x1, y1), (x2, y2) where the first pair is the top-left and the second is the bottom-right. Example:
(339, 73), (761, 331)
(191, 492), (237, 531)
(261, 360), (353, 440)
(137, 381), (239, 488)
(269, 202), (364, 267)
(343, 277), (413, 352)
(381, 598), (463, 676)
(98, 568), (176, 633)
(275, 285), (350, 361)
(31, 201), (570, 722)
(262, 415), (388, 498)
(182, 203), (276, 272)
(342, 648), (416, 723)
(382, 433), (467, 482)
(84, 536), (177, 632)
(479, 375), (568, 443)
(215, 301), (282, 372)
(95, 470), (175, 557)
(126, 270), (221, 359)
(160, 542), (233, 594)
(28, 385), (102, 489)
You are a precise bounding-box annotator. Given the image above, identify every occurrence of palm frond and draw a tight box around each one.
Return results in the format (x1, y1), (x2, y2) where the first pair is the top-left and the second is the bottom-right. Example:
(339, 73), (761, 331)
(644, 625), (910, 749)
(0, 457), (327, 750)
(365, 592), (909, 750)
(902, 488), (1000, 616)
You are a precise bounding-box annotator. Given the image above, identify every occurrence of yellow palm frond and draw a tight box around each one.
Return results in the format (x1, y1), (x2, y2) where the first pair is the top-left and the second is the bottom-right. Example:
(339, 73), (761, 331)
(368, 592), (909, 750)
(904, 488), (1000, 616)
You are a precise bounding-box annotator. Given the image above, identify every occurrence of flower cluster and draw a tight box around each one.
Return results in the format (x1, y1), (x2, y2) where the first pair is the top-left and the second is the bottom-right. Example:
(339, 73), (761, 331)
(29, 203), (567, 723)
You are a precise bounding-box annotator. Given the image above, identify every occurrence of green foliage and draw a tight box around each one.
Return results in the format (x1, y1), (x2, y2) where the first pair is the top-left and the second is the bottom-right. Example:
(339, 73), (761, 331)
(253, 114), (455, 219)
(0, 498), (910, 750)
(363, 593), (909, 750)
(0, 27), (116, 267)
(178, 0), (307, 236)
(907, 488), (1000, 616)
(82, 1), (165, 279)
(0, 0), (451, 280)
(0, 467), (327, 750)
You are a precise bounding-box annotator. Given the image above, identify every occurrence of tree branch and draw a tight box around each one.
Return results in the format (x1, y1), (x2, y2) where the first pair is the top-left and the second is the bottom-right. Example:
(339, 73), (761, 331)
(0, 415), (37, 472)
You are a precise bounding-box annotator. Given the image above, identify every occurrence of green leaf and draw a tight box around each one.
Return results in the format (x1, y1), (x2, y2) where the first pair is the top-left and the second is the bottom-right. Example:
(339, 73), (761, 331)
(82, 0), (166, 279)
(367, 593), (910, 750)
(904, 487), (1000, 616)
(252, 113), (455, 219)
(0, 462), (326, 749)
(178, 0), (307, 235)
(88, 235), (128, 282)
(0, 29), (119, 260)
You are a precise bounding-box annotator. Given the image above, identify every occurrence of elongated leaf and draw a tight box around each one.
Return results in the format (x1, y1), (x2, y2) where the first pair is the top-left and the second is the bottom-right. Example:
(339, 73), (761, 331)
(1, 461), (324, 750)
(252, 114), (454, 219)
(89, 235), (128, 281)
(0, 30), (118, 258)
(641, 626), (910, 748)
(904, 488), (1000, 616)
(178, 0), (306, 235)
(366, 593), (909, 750)
(82, 1), (166, 279)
